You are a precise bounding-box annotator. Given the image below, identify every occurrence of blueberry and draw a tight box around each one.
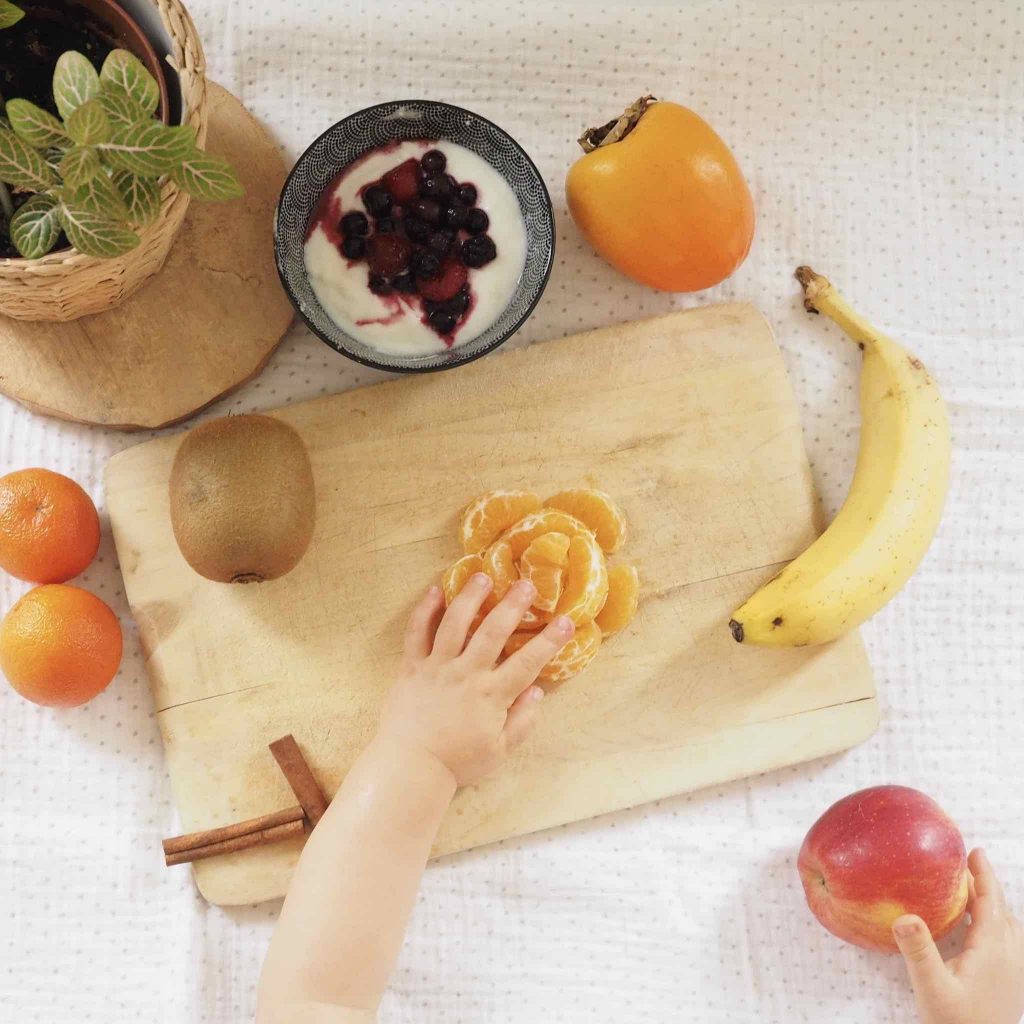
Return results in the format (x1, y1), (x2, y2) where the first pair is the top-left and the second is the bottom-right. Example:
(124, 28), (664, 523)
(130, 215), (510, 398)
(421, 149), (447, 174)
(410, 198), (441, 225)
(375, 216), (396, 234)
(419, 175), (452, 201)
(340, 234), (366, 259)
(362, 184), (392, 217)
(411, 250), (441, 280)
(443, 204), (469, 229)
(456, 183), (477, 206)
(444, 288), (470, 315)
(403, 215), (431, 243)
(368, 273), (392, 295)
(461, 234), (497, 268)
(427, 229), (456, 258)
(465, 208), (489, 235)
(339, 211), (369, 236)
(392, 272), (418, 293)
(428, 309), (458, 334)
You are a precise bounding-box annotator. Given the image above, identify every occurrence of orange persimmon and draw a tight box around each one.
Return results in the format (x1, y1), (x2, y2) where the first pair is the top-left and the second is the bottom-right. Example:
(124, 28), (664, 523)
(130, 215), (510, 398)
(566, 97), (755, 292)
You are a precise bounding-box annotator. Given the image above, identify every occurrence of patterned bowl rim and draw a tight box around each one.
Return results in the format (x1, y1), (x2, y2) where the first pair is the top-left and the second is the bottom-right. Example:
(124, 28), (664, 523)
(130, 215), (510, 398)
(274, 98), (556, 374)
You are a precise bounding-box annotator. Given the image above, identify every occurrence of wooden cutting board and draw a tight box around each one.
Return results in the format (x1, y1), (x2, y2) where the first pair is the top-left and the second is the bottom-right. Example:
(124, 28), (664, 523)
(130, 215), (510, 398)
(105, 303), (878, 906)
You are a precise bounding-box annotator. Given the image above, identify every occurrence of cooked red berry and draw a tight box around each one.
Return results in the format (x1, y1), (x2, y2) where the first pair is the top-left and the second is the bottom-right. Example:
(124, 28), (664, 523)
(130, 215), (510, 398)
(465, 208), (489, 235)
(404, 215), (431, 243)
(368, 273), (392, 295)
(419, 175), (452, 201)
(456, 183), (477, 206)
(382, 158), (421, 204)
(428, 309), (457, 334)
(416, 259), (468, 301)
(339, 211), (369, 236)
(340, 235), (366, 260)
(421, 149), (446, 174)
(411, 250), (441, 280)
(362, 184), (392, 217)
(461, 234), (497, 268)
(410, 198), (441, 225)
(367, 233), (412, 276)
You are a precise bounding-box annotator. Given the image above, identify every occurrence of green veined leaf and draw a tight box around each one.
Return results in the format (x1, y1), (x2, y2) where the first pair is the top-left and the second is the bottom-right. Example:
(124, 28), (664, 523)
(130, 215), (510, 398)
(65, 97), (111, 145)
(100, 50), (159, 116)
(112, 170), (161, 225)
(99, 121), (195, 177)
(5, 99), (68, 148)
(53, 52), (101, 121)
(59, 203), (139, 258)
(67, 171), (128, 221)
(59, 145), (101, 189)
(98, 88), (149, 131)
(0, 0), (25, 29)
(170, 152), (244, 201)
(0, 127), (54, 190)
(9, 193), (60, 258)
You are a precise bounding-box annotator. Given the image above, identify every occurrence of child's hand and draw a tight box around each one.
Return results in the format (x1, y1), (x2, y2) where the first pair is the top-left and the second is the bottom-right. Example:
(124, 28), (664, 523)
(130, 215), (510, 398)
(377, 574), (575, 787)
(894, 849), (1024, 1024)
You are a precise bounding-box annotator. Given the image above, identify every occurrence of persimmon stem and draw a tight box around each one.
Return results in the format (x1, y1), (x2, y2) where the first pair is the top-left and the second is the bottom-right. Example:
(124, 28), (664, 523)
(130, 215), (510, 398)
(578, 95), (656, 153)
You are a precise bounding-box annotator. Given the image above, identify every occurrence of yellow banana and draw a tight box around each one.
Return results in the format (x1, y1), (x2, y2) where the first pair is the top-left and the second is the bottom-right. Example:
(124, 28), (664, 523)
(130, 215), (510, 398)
(729, 267), (950, 647)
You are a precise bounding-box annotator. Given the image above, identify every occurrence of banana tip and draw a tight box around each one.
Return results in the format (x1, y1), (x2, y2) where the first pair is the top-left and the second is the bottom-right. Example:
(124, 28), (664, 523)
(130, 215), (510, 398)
(728, 619), (745, 643)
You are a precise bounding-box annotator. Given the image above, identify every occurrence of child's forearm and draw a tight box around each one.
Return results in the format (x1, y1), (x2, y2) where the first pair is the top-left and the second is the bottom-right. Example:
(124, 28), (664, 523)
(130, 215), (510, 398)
(258, 735), (456, 1020)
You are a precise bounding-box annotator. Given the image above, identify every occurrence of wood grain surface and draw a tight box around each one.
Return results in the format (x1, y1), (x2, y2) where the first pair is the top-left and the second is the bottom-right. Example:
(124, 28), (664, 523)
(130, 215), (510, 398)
(0, 82), (293, 431)
(105, 303), (877, 905)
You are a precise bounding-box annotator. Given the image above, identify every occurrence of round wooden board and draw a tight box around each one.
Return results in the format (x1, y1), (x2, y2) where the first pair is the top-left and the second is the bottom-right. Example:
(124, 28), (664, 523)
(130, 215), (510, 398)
(0, 83), (294, 431)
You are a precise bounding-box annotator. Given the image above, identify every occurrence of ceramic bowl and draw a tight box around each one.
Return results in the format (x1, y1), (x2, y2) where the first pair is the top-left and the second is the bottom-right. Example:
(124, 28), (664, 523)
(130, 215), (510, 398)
(274, 100), (555, 373)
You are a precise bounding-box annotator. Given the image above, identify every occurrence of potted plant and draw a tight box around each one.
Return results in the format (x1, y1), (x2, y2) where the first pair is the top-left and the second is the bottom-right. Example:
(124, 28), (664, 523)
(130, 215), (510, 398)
(0, 0), (234, 321)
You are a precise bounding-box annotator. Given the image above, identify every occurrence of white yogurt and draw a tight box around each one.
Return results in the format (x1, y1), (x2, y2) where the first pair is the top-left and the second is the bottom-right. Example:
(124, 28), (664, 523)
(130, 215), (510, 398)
(303, 139), (528, 357)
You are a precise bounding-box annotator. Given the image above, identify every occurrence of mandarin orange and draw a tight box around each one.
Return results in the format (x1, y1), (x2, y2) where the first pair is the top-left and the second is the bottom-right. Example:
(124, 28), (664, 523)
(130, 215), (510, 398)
(0, 584), (122, 707)
(0, 468), (100, 584)
(460, 490), (542, 554)
(553, 531), (609, 624)
(596, 564), (640, 635)
(519, 532), (570, 612)
(545, 489), (627, 553)
(504, 619), (603, 683)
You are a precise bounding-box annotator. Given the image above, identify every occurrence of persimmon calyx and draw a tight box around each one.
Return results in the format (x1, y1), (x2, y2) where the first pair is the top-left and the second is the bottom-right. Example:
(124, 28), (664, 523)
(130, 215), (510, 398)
(578, 95), (657, 153)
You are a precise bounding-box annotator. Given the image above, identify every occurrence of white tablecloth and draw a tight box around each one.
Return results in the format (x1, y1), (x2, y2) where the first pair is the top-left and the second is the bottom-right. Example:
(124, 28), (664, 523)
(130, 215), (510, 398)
(3, 1), (1023, 1021)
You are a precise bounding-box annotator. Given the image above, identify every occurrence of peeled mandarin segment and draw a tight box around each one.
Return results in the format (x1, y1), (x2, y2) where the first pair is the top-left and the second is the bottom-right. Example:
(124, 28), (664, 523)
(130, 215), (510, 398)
(502, 508), (593, 560)
(442, 553), (483, 605)
(545, 489), (627, 553)
(520, 607), (546, 630)
(595, 563), (640, 635)
(480, 538), (518, 612)
(554, 531), (609, 625)
(460, 490), (542, 554)
(519, 532), (571, 612)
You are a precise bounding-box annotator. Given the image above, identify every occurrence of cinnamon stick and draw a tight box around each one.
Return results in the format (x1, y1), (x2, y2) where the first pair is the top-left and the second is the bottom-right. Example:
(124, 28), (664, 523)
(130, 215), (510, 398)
(162, 804), (305, 858)
(270, 734), (329, 826)
(164, 818), (305, 867)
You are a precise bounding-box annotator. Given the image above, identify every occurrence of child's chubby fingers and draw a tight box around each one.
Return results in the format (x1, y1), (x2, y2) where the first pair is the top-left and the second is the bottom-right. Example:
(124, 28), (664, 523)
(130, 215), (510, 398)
(496, 615), (575, 695)
(431, 573), (493, 658)
(969, 848), (1007, 914)
(892, 915), (948, 995)
(402, 586), (446, 661)
(463, 579), (537, 665)
(502, 684), (545, 750)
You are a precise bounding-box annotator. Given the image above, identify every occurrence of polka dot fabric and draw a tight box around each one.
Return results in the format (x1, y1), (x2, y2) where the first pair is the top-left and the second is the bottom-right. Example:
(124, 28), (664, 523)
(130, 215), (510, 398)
(2, 2), (1022, 1021)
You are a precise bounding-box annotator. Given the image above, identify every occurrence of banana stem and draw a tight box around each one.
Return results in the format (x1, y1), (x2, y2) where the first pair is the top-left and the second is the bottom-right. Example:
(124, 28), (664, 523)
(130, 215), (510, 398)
(795, 266), (884, 350)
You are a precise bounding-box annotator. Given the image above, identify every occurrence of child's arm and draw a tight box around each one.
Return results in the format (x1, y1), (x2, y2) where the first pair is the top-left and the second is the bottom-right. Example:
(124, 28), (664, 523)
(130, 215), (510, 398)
(257, 575), (573, 1023)
(894, 849), (1024, 1024)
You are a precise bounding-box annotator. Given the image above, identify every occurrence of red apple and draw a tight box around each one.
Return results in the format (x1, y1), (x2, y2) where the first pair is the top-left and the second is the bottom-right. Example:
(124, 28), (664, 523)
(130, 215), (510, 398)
(798, 785), (969, 953)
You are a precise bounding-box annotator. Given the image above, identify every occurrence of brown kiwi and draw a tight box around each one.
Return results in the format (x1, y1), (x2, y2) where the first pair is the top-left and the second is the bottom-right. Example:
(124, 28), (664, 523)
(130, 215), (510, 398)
(169, 414), (315, 584)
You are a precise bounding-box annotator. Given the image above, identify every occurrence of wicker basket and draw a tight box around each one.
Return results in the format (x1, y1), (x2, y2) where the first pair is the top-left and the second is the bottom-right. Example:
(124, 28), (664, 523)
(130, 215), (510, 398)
(0, 0), (209, 322)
